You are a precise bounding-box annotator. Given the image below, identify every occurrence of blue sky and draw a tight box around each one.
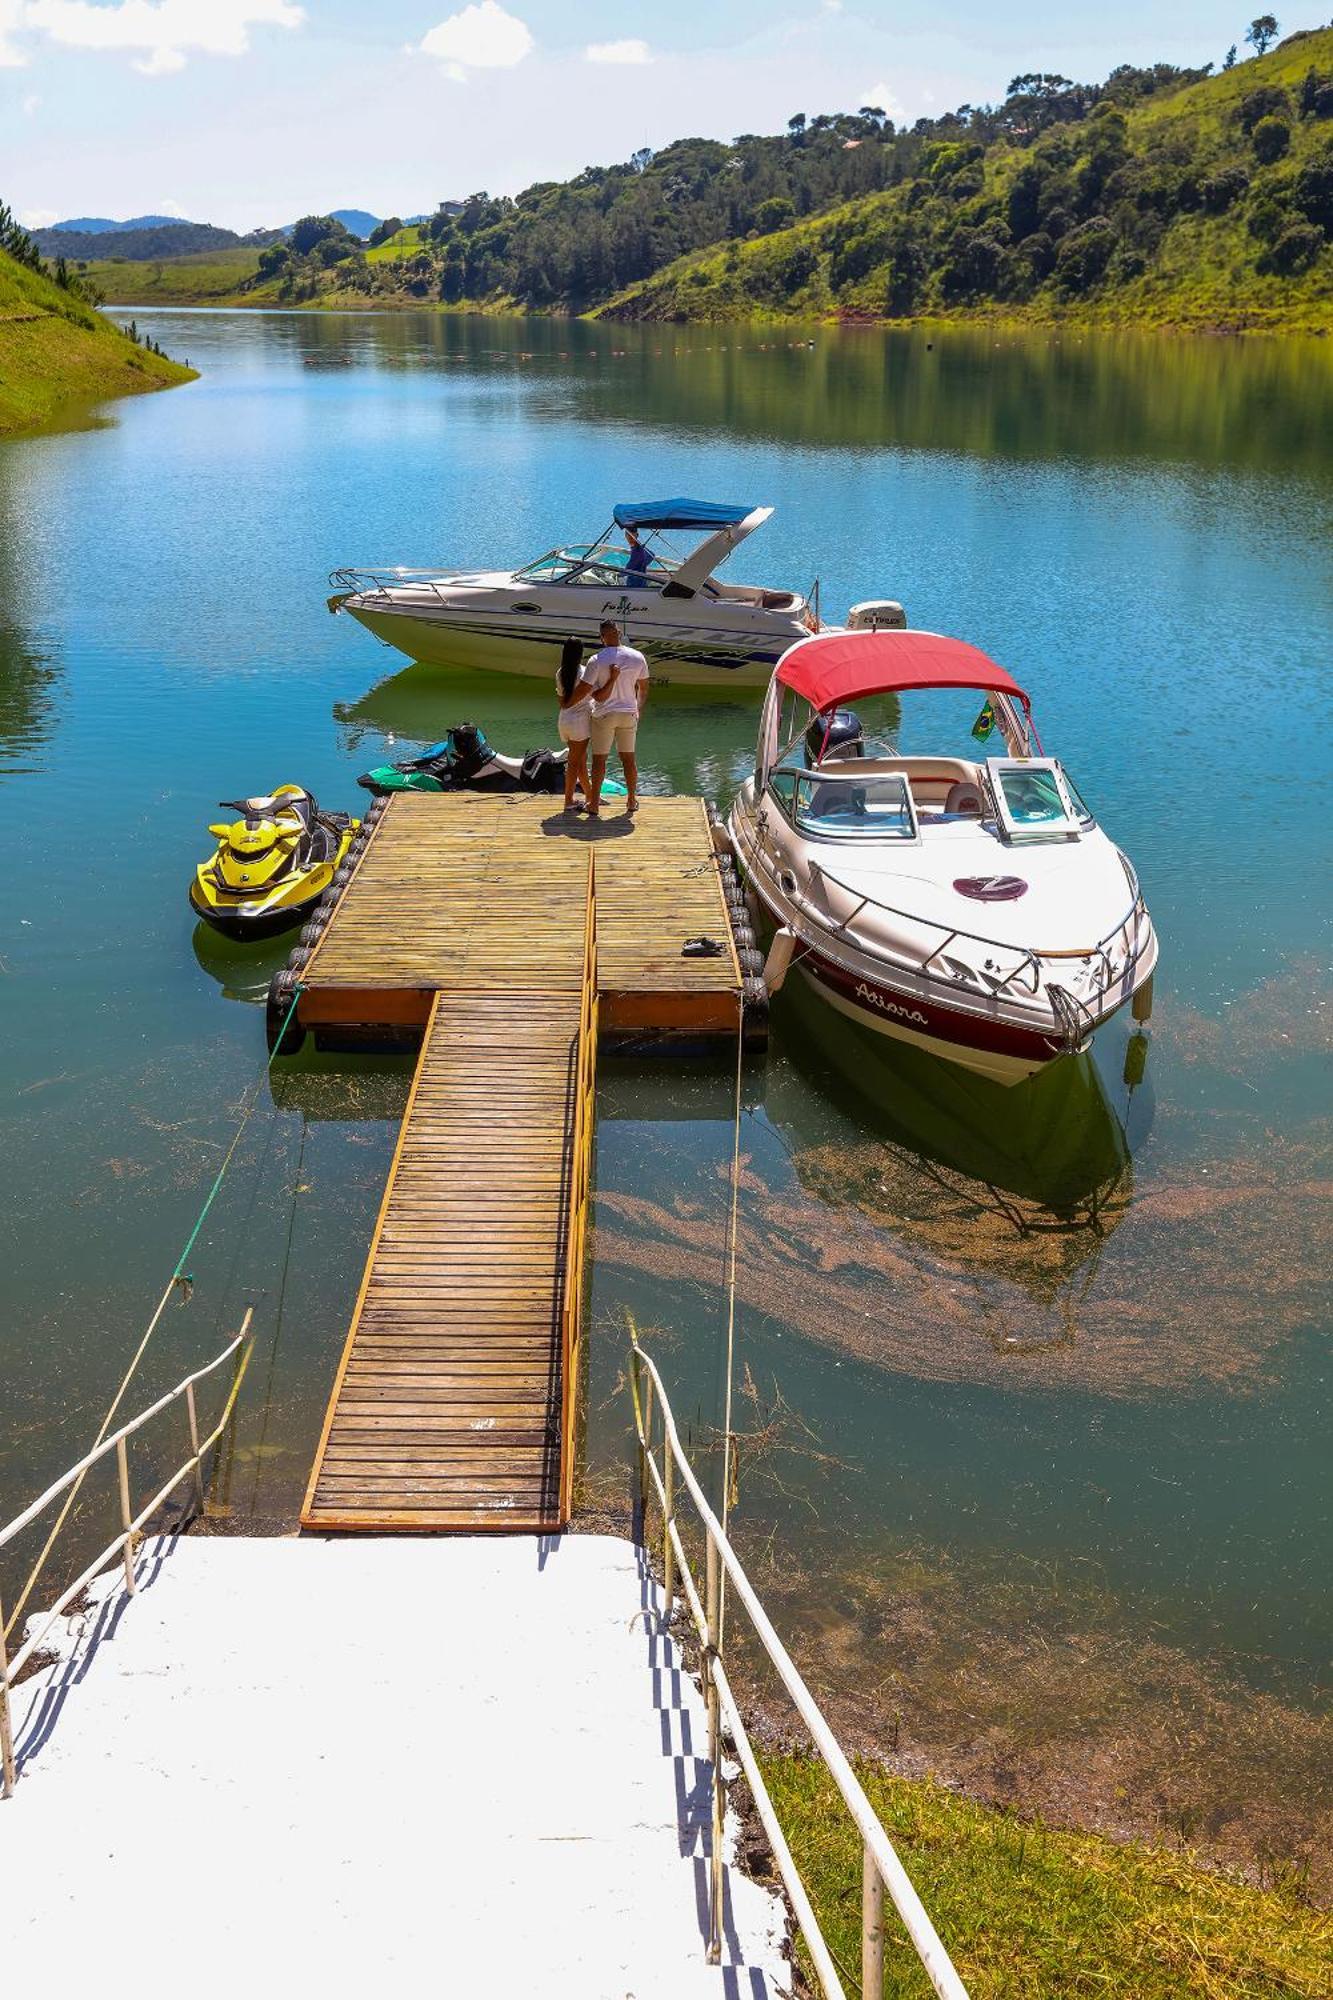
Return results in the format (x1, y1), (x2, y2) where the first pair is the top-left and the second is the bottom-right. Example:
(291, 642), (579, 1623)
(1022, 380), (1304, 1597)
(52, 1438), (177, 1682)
(0, 1), (1277, 230)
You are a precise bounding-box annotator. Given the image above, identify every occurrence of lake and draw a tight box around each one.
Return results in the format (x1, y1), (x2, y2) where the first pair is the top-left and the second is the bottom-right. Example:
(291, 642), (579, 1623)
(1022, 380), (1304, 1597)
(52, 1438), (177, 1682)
(1, 310), (1329, 1881)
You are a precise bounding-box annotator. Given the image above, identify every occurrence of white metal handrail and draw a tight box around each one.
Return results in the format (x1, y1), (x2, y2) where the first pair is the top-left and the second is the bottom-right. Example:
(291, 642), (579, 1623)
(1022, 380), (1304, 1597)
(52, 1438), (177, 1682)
(629, 1339), (969, 2000)
(0, 1315), (254, 1797)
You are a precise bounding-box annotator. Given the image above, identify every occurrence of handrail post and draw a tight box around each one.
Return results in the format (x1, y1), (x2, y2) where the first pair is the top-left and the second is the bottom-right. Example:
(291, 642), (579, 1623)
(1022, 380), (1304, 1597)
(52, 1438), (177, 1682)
(115, 1437), (136, 1596)
(705, 1527), (724, 1965)
(639, 1373), (654, 1519)
(0, 1591), (15, 1797)
(185, 1380), (205, 1514)
(862, 1841), (885, 1997)
(662, 1446), (675, 1611)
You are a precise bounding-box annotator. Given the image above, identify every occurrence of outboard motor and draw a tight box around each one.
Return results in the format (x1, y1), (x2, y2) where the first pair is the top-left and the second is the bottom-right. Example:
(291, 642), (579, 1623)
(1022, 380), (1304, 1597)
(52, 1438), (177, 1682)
(448, 723), (491, 781)
(805, 708), (864, 766)
(847, 600), (907, 630)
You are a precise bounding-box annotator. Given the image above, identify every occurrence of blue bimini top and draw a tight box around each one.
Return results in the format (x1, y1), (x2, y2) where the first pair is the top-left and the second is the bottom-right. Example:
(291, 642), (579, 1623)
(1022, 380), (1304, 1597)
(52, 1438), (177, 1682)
(612, 498), (753, 532)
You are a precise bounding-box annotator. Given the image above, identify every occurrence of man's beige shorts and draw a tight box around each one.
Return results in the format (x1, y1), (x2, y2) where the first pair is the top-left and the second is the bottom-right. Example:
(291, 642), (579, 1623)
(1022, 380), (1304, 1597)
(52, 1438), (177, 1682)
(590, 712), (638, 756)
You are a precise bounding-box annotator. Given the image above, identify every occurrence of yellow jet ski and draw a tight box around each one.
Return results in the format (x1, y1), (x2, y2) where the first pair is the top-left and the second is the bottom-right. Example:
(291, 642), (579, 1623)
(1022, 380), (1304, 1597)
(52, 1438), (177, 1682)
(190, 785), (359, 940)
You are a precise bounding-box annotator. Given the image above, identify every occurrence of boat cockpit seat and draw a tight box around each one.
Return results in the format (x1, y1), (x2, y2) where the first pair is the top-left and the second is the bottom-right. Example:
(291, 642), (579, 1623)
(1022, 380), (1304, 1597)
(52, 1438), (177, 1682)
(944, 780), (986, 817)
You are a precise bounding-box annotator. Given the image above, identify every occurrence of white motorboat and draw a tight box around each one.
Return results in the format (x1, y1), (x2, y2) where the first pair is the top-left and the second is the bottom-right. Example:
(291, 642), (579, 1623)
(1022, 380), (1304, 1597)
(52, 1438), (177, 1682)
(328, 497), (904, 690)
(729, 628), (1158, 1085)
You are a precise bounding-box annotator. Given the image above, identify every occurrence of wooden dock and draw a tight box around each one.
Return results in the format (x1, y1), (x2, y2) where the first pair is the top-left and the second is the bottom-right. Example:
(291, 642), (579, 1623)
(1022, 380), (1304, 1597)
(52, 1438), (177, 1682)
(291, 793), (749, 1534)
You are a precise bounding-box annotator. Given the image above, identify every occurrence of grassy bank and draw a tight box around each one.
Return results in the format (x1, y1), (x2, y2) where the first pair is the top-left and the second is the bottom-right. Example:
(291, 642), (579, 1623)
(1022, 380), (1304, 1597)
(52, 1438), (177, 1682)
(83, 245), (264, 306)
(761, 1755), (1332, 1997)
(0, 243), (194, 435)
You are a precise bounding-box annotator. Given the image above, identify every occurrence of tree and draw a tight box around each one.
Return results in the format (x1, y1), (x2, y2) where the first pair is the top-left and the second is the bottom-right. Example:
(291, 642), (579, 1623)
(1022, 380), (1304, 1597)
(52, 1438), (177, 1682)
(289, 214), (351, 256)
(1245, 15), (1279, 57)
(367, 216), (403, 248)
(787, 113), (807, 138)
(1252, 113), (1291, 162)
(1224, 44), (1238, 68)
(1053, 215), (1115, 293)
(1257, 219), (1323, 271)
(1293, 147), (1333, 230)
(754, 195), (795, 234)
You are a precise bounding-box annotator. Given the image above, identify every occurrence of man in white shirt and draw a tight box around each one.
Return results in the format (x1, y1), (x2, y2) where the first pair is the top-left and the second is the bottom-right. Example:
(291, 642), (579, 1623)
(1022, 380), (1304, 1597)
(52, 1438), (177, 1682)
(581, 619), (649, 816)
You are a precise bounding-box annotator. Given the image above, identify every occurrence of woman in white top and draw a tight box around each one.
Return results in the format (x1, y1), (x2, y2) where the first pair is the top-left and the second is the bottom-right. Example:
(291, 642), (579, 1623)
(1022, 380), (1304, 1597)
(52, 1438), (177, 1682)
(556, 636), (593, 814)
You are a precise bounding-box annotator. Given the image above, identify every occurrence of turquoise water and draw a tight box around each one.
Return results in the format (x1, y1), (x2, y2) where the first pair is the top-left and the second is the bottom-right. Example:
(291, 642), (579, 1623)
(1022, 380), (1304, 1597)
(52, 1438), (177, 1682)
(0, 312), (1328, 1864)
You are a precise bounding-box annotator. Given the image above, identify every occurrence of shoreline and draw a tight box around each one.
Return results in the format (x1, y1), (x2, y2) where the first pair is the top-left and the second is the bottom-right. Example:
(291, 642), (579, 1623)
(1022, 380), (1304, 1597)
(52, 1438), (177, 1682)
(93, 293), (1333, 339)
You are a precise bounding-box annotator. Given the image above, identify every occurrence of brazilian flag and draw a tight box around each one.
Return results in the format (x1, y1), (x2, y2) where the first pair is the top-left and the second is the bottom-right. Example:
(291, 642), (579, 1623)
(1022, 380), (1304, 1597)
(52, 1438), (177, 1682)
(971, 701), (996, 742)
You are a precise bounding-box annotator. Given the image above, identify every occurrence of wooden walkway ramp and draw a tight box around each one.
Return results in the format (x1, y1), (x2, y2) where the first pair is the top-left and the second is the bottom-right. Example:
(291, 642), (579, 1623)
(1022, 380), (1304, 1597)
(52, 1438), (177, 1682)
(301, 984), (593, 1532)
(290, 792), (742, 1535)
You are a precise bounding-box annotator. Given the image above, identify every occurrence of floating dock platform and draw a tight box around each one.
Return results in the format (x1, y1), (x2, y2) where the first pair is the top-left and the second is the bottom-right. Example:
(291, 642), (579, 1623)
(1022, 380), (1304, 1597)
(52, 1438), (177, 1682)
(283, 793), (757, 1534)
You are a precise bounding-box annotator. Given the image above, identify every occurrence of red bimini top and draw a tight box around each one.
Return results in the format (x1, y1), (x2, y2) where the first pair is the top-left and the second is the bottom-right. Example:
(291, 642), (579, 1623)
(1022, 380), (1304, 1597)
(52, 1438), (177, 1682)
(776, 629), (1030, 714)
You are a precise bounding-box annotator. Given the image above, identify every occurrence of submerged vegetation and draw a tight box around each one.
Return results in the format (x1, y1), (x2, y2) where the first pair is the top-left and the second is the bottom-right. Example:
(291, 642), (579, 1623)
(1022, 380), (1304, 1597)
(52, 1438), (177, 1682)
(0, 204), (193, 435)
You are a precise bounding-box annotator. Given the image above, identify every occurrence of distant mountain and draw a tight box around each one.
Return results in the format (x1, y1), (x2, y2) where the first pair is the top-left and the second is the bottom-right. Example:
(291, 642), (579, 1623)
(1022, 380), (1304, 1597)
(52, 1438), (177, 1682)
(48, 214), (191, 234)
(34, 221), (241, 261)
(329, 209), (380, 240)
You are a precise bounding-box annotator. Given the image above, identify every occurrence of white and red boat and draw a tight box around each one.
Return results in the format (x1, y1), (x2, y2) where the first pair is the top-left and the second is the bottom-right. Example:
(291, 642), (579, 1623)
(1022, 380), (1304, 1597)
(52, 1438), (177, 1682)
(728, 629), (1158, 1085)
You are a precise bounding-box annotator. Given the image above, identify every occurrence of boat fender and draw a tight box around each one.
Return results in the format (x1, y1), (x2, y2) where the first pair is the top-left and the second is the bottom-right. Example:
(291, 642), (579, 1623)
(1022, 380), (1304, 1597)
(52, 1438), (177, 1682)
(1131, 973), (1154, 1024)
(741, 975), (770, 1051)
(1123, 1031), (1149, 1090)
(763, 926), (797, 995)
(266, 971), (307, 1057)
(709, 820), (732, 856)
(738, 945), (765, 977)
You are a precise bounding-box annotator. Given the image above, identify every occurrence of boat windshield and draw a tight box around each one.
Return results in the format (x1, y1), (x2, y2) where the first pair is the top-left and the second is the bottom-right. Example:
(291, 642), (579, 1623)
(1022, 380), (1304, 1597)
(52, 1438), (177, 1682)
(514, 541), (677, 587)
(986, 758), (1083, 840)
(790, 768), (916, 841)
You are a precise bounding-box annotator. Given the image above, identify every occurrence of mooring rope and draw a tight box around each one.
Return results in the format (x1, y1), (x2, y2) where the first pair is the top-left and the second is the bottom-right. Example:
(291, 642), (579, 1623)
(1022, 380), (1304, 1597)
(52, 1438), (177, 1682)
(3, 983), (304, 1641)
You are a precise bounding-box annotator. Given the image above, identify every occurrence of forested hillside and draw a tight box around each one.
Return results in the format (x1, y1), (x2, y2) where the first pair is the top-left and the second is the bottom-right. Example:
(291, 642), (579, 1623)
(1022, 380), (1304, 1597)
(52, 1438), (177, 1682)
(84, 23), (1333, 330)
(606, 26), (1333, 329)
(0, 206), (194, 435)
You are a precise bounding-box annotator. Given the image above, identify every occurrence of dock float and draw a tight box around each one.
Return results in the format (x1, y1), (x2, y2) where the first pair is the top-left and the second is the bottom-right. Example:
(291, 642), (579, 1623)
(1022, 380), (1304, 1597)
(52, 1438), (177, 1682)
(283, 793), (759, 1534)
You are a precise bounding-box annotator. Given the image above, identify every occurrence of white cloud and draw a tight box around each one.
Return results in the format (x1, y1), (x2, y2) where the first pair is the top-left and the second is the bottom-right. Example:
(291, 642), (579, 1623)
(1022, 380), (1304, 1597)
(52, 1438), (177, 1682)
(864, 78), (906, 125)
(22, 88), (40, 109)
(19, 206), (58, 227)
(18, 0), (304, 74)
(157, 197), (187, 215)
(0, 0), (27, 65)
(420, 1), (532, 83)
(585, 38), (650, 65)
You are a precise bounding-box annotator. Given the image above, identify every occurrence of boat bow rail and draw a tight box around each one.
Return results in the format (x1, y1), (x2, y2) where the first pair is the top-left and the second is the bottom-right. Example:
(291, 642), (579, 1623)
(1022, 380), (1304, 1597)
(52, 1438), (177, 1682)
(629, 1338), (970, 2000)
(748, 802), (1153, 1036)
(327, 565), (459, 609)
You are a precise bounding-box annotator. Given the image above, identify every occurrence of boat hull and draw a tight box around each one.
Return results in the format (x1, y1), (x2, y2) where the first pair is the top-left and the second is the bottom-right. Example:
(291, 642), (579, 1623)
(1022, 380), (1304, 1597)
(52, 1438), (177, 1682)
(740, 856), (1154, 1087)
(344, 604), (785, 690)
(789, 941), (1059, 1085)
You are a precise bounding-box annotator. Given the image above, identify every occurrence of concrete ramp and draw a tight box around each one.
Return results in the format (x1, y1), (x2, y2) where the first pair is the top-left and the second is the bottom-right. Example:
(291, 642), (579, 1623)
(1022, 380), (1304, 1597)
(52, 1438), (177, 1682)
(3, 1533), (789, 1999)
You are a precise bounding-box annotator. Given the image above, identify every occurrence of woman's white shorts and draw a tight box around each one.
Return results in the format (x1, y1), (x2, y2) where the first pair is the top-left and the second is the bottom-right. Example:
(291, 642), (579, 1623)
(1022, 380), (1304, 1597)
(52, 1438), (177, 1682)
(558, 712), (591, 745)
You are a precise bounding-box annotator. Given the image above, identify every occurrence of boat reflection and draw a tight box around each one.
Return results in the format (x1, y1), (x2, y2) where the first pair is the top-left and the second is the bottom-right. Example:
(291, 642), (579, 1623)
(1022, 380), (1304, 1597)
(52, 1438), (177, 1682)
(765, 966), (1148, 1224)
(334, 656), (759, 798)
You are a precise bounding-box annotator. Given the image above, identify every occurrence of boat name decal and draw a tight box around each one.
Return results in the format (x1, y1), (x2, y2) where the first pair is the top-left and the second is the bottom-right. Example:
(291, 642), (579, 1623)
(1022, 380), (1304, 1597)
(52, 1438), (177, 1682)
(853, 981), (929, 1026)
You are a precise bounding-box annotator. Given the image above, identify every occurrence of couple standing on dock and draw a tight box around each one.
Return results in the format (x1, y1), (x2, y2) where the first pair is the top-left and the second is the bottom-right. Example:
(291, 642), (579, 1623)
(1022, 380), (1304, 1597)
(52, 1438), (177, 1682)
(556, 619), (648, 819)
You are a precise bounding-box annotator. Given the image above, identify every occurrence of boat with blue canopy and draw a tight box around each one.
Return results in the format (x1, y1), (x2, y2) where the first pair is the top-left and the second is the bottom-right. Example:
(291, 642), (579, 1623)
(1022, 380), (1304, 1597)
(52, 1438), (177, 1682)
(328, 499), (906, 689)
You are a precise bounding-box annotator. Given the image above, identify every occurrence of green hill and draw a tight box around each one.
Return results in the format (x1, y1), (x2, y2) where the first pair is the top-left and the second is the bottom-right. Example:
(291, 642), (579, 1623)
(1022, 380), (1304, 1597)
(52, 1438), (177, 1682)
(601, 30), (1333, 331)
(0, 212), (195, 436)
(66, 25), (1333, 332)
